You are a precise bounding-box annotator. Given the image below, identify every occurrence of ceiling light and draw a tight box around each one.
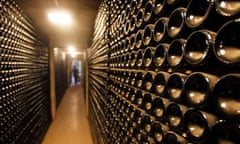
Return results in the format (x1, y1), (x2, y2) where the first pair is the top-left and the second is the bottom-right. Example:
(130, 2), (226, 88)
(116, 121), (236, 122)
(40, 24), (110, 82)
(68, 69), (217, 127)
(48, 10), (72, 25)
(54, 47), (58, 54)
(67, 45), (77, 58)
(68, 45), (75, 52)
(71, 52), (77, 58)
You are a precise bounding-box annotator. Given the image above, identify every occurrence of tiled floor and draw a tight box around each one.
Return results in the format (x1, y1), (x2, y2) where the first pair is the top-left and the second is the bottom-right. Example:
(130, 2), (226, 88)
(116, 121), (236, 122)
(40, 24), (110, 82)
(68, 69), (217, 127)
(42, 85), (93, 144)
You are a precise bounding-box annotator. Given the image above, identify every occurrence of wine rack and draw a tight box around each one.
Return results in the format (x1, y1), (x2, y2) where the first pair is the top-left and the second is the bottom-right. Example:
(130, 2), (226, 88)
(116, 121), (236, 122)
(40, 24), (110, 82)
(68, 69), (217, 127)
(88, 0), (240, 143)
(0, 1), (51, 144)
(88, 1), (110, 143)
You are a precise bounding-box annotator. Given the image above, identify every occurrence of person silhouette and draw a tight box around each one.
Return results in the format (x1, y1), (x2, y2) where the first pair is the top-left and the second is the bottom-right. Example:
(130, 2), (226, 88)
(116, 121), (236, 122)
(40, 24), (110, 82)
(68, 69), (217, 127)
(72, 65), (79, 84)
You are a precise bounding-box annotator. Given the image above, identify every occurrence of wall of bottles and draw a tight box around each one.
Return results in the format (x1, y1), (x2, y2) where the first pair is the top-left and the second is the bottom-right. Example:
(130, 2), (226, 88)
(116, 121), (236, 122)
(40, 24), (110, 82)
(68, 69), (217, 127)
(0, 1), (51, 144)
(88, 0), (240, 143)
(88, 1), (110, 143)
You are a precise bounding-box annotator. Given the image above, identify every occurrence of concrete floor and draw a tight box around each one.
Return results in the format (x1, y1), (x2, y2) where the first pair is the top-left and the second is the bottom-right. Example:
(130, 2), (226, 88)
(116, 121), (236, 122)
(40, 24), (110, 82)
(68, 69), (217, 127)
(42, 85), (93, 144)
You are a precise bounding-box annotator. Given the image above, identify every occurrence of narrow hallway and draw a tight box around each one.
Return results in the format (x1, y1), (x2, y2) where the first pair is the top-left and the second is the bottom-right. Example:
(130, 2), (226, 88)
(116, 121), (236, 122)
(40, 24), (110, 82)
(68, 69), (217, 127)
(42, 85), (93, 144)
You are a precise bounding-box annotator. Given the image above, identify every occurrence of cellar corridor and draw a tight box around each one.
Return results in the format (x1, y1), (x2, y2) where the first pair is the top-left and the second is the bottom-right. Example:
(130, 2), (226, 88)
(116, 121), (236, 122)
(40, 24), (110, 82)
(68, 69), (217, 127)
(42, 85), (93, 144)
(1, 0), (240, 144)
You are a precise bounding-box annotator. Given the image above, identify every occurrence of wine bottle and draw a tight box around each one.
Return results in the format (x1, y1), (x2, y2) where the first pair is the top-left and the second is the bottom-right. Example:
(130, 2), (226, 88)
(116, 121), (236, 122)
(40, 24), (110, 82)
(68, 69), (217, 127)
(123, 53), (130, 68)
(129, 105), (136, 120)
(153, 0), (167, 15)
(167, 7), (189, 38)
(129, 34), (136, 52)
(215, 0), (240, 17)
(135, 71), (145, 88)
(163, 131), (189, 144)
(124, 36), (131, 53)
(128, 88), (137, 102)
(152, 71), (170, 96)
(153, 17), (169, 43)
(152, 122), (165, 143)
(213, 19), (240, 65)
(184, 72), (218, 110)
(185, 0), (214, 29)
(120, 9), (127, 27)
(143, 71), (156, 91)
(124, 19), (131, 36)
(130, 0), (137, 15)
(128, 54), (134, 69)
(129, 71), (137, 86)
(143, 93), (154, 113)
(136, 8), (144, 28)
(211, 120), (240, 144)
(185, 0), (230, 31)
(124, 0), (131, 5)
(167, 72), (187, 102)
(166, 102), (188, 132)
(134, 109), (144, 128)
(183, 109), (218, 143)
(153, 0), (184, 16)
(213, 73), (240, 121)
(134, 128), (149, 143)
(130, 16), (137, 33)
(122, 55), (126, 68)
(135, 90), (143, 107)
(143, 1), (154, 23)
(125, 4), (131, 22)
(124, 72), (130, 86)
(136, 0), (145, 9)
(143, 24), (155, 46)
(141, 115), (155, 135)
(136, 49), (144, 68)
(167, 39), (186, 68)
(135, 29), (144, 49)
(152, 97), (169, 122)
(153, 43), (169, 67)
(184, 30), (216, 66)
(143, 47), (155, 68)
(124, 101), (131, 114)
(120, 39), (126, 54)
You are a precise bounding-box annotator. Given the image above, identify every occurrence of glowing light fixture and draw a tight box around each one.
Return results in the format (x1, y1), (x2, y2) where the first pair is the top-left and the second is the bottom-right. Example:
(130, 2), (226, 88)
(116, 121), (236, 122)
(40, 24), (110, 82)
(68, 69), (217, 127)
(68, 45), (75, 52)
(71, 53), (77, 58)
(54, 47), (58, 51)
(53, 47), (58, 54)
(67, 45), (77, 58)
(48, 10), (72, 25)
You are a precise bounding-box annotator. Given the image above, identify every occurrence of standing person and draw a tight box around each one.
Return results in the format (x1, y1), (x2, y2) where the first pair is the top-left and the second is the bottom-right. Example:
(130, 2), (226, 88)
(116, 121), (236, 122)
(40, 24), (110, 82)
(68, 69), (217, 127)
(72, 65), (79, 84)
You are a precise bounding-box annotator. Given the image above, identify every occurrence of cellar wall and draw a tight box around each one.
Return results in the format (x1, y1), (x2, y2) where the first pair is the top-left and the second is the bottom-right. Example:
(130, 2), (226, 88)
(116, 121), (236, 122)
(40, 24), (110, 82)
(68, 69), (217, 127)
(1, 1), (52, 143)
(88, 0), (240, 143)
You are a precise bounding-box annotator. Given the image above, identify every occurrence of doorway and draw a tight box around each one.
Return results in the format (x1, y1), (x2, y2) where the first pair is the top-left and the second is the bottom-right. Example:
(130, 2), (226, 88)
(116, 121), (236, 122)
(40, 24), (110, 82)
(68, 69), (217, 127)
(71, 60), (82, 85)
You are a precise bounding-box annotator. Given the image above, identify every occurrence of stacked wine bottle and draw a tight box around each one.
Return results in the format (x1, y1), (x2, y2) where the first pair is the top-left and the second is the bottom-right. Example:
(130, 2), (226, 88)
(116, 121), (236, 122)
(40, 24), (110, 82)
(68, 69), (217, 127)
(88, 1), (110, 143)
(88, 0), (240, 143)
(0, 1), (51, 144)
